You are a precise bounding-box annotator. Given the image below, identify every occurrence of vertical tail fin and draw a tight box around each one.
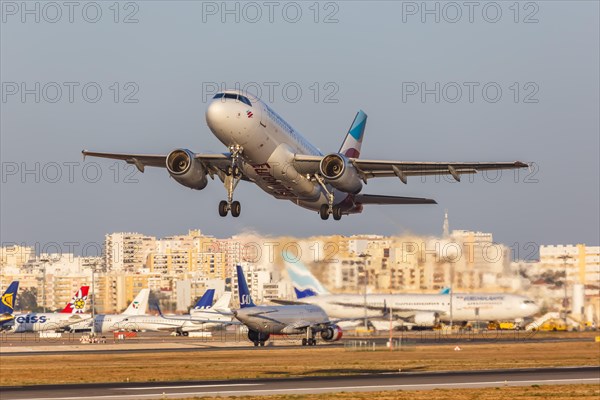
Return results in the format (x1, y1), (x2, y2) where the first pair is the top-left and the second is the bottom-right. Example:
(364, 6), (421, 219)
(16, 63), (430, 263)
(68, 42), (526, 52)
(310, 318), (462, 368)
(60, 286), (90, 314)
(236, 265), (255, 308)
(338, 110), (367, 158)
(194, 289), (216, 310)
(284, 258), (329, 299)
(212, 292), (232, 311)
(0, 281), (19, 314)
(123, 288), (150, 315)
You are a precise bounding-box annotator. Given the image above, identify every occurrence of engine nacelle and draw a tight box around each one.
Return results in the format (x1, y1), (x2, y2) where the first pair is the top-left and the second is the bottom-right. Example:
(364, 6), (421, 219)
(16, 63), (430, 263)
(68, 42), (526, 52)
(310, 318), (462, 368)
(166, 149), (208, 190)
(411, 312), (439, 327)
(320, 324), (343, 342)
(247, 329), (270, 343)
(319, 153), (362, 194)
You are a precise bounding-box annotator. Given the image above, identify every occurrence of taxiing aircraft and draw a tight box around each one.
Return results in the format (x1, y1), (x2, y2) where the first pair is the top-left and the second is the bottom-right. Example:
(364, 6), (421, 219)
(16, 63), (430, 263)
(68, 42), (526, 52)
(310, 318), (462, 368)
(275, 261), (540, 327)
(123, 290), (234, 336)
(82, 90), (528, 220)
(0, 281), (19, 332)
(234, 265), (343, 346)
(8, 286), (91, 333)
(68, 288), (150, 333)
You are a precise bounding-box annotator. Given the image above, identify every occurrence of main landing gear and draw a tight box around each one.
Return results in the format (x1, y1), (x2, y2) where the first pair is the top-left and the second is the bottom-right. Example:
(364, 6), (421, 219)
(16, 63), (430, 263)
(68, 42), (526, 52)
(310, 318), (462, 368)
(315, 174), (343, 221)
(219, 145), (243, 218)
(302, 329), (317, 346)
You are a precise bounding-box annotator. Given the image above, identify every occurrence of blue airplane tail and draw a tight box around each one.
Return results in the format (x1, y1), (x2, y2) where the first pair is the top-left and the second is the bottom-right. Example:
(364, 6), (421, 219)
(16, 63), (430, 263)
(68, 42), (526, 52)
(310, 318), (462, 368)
(284, 258), (329, 299)
(439, 287), (451, 295)
(194, 289), (215, 309)
(236, 265), (255, 308)
(0, 281), (19, 314)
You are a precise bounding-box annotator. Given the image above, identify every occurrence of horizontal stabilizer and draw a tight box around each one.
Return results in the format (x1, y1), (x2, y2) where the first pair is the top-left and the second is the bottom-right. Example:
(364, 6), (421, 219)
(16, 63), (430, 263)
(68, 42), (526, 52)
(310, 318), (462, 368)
(355, 194), (437, 205)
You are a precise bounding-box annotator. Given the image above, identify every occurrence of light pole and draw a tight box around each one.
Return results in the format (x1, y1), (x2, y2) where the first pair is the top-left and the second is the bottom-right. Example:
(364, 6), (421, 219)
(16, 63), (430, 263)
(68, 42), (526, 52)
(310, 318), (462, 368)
(449, 259), (454, 329)
(39, 258), (49, 312)
(557, 253), (571, 318)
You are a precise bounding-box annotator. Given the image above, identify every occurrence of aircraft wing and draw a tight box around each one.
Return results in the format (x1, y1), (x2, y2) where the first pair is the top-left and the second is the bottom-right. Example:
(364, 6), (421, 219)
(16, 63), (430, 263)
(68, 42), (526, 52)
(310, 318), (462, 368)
(269, 299), (308, 306)
(354, 194), (436, 205)
(81, 150), (232, 176)
(293, 154), (528, 183)
(330, 301), (443, 318)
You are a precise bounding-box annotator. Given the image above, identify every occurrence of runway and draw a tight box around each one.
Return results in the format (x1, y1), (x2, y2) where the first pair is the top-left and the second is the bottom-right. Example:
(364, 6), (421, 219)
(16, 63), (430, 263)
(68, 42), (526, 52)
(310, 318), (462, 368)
(1, 366), (598, 400)
(1, 332), (594, 357)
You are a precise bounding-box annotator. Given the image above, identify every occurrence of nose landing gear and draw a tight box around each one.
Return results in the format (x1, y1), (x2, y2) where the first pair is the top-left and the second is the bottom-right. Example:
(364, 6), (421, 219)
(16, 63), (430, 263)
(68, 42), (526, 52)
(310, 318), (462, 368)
(218, 145), (243, 217)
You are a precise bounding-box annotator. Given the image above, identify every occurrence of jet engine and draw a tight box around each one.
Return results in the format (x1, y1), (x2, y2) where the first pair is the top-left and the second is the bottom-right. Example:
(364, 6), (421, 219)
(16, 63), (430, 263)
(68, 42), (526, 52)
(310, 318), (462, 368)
(247, 329), (270, 343)
(320, 324), (343, 342)
(411, 312), (439, 327)
(0, 313), (14, 330)
(319, 153), (362, 194)
(166, 149), (208, 190)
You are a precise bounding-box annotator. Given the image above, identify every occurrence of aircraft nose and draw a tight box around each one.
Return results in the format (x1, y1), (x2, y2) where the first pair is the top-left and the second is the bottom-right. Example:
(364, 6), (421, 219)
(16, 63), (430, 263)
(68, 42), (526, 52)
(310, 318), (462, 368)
(205, 99), (228, 130)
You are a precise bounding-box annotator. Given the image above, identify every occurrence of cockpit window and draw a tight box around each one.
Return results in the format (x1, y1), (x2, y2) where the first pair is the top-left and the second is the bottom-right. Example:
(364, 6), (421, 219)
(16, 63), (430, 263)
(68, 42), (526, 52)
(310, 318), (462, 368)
(212, 93), (252, 107)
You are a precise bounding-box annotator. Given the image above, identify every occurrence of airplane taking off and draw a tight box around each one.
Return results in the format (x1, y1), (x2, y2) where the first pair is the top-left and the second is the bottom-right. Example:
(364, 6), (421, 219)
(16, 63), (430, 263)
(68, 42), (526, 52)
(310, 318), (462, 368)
(68, 288), (150, 333)
(0, 281), (19, 332)
(276, 261), (540, 327)
(82, 90), (528, 220)
(8, 286), (91, 333)
(234, 265), (343, 346)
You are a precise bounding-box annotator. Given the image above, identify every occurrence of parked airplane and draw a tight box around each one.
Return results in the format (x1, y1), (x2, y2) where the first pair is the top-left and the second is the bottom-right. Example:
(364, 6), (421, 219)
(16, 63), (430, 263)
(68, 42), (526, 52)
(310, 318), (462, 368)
(82, 90), (528, 220)
(276, 261), (540, 328)
(8, 286), (91, 333)
(123, 290), (234, 336)
(234, 265), (343, 346)
(0, 281), (19, 332)
(68, 288), (150, 333)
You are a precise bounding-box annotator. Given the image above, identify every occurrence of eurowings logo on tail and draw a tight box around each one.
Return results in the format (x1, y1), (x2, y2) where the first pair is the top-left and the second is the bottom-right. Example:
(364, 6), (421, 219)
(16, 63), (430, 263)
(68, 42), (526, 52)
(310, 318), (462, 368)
(338, 110), (367, 158)
(60, 286), (89, 314)
(284, 257), (329, 299)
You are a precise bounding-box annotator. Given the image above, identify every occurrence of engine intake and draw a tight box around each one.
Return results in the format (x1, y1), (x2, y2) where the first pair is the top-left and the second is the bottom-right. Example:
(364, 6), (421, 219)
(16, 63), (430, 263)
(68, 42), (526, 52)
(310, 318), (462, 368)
(320, 324), (343, 342)
(410, 312), (439, 327)
(166, 149), (208, 190)
(319, 153), (362, 194)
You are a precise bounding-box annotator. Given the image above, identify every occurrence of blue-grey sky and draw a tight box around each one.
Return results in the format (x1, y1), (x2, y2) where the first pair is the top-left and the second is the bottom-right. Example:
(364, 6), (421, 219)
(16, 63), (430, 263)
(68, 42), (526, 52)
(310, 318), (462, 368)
(1, 1), (599, 255)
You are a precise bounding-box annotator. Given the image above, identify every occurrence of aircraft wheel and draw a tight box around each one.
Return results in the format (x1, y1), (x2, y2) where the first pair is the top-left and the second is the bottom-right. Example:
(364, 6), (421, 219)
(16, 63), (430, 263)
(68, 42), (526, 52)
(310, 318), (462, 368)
(218, 201), (229, 217)
(302, 338), (307, 346)
(260, 341), (265, 347)
(231, 201), (241, 217)
(182, 332), (189, 337)
(319, 205), (329, 220)
(332, 206), (342, 221)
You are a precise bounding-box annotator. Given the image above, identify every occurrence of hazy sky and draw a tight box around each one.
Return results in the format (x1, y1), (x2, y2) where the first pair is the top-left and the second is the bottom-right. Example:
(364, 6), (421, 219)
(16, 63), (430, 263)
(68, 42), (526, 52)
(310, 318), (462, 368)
(1, 1), (599, 256)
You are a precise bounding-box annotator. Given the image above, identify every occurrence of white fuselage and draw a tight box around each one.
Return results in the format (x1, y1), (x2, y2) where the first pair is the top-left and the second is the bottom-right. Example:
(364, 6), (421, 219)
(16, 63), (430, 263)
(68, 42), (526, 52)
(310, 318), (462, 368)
(234, 304), (329, 335)
(9, 312), (91, 333)
(296, 293), (539, 323)
(119, 312), (233, 333)
(206, 92), (356, 212)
